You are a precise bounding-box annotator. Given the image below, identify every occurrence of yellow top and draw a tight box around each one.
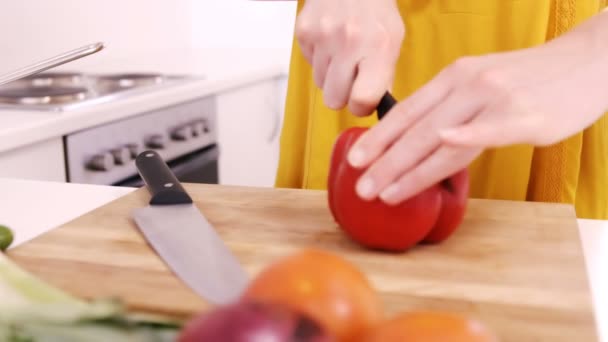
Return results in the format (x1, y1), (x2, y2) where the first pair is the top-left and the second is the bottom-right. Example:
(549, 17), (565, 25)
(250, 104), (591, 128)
(275, 0), (608, 219)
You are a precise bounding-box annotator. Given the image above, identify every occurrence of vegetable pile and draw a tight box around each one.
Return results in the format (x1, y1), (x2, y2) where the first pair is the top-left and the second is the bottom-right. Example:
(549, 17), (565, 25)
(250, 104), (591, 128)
(1, 243), (498, 341)
(178, 248), (499, 342)
(327, 92), (470, 252)
(0, 251), (181, 342)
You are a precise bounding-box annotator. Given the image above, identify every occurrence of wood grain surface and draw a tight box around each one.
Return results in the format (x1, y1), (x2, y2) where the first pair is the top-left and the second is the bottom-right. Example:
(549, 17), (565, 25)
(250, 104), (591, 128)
(7, 183), (598, 341)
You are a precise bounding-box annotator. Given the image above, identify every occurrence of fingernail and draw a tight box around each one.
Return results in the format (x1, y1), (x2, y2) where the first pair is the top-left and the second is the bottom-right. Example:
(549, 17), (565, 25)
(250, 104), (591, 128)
(356, 177), (376, 199)
(380, 184), (401, 203)
(348, 148), (366, 167)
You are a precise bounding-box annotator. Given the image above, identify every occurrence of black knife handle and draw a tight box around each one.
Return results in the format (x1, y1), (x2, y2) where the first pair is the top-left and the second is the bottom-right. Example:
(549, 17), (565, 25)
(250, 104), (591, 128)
(377, 91), (397, 120)
(135, 150), (193, 205)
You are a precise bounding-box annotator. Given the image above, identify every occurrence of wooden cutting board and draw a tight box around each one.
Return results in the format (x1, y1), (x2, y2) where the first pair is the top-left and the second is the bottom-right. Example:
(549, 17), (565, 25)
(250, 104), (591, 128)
(7, 183), (598, 341)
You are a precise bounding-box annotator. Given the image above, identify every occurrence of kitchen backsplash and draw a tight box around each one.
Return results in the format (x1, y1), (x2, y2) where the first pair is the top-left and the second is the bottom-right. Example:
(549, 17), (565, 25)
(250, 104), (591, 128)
(0, 0), (296, 75)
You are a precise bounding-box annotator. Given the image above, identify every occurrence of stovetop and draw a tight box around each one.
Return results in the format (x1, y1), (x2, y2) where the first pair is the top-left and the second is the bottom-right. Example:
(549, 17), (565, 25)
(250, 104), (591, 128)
(0, 71), (201, 112)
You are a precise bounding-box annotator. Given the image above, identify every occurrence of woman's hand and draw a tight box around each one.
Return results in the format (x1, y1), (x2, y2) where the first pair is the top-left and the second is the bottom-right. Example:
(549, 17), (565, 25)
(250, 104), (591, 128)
(345, 11), (608, 205)
(295, 0), (405, 116)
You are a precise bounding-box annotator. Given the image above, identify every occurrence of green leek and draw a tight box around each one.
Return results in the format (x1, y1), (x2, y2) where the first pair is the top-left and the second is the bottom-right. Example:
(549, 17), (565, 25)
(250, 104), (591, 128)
(0, 252), (182, 342)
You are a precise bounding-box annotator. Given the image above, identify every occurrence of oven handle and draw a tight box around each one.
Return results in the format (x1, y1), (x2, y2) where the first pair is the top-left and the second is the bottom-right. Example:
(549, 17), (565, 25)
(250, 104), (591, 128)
(267, 98), (281, 143)
(267, 76), (287, 143)
(113, 144), (219, 188)
(166, 144), (219, 179)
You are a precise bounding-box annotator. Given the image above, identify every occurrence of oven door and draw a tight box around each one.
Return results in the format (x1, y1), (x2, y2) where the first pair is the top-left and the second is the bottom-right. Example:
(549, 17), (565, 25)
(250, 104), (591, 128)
(114, 144), (219, 187)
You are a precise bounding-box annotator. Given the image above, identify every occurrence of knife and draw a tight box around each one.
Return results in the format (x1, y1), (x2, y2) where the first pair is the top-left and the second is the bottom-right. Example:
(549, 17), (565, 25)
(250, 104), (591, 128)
(131, 150), (249, 305)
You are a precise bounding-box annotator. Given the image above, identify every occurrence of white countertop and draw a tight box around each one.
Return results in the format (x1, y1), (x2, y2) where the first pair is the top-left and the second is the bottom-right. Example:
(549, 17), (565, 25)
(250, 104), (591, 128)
(0, 176), (606, 340)
(0, 47), (289, 153)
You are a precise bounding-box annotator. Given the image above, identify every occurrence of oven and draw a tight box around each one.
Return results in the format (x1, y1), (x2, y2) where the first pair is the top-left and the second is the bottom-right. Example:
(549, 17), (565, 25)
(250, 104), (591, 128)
(0, 70), (219, 187)
(64, 95), (220, 187)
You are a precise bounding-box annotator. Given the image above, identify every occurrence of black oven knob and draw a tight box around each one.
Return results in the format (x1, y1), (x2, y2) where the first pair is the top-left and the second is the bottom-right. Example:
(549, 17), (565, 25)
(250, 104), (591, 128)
(191, 119), (207, 136)
(145, 134), (166, 149)
(111, 147), (131, 165)
(171, 126), (193, 141)
(125, 143), (140, 158)
(86, 153), (114, 171)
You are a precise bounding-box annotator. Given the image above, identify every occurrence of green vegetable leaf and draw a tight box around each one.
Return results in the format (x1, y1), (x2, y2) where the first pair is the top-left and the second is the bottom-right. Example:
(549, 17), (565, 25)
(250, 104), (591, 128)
(0, 252), (182, 341)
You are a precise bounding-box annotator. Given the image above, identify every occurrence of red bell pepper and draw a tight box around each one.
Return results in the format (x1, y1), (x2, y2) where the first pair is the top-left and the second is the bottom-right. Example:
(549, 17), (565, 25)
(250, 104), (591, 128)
(327, 92), (469, 252)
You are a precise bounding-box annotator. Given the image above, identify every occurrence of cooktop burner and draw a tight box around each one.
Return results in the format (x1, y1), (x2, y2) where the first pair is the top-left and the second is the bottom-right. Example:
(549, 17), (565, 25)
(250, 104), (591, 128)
(96, 73), (163, 81)
(9, 71), (86, 89)
(0, 86), (89, 105)
(0, 72), (200, 111)
(93, 73), (165, 92)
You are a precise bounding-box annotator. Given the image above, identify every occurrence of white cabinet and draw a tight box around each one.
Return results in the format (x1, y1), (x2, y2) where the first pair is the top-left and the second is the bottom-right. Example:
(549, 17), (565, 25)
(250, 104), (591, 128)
(0, 138), (66, 182)
(216, 76), (287, 187)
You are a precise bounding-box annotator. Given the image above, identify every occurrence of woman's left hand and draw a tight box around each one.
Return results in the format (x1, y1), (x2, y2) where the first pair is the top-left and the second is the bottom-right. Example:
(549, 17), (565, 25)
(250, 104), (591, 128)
(345, 15), (608, 204)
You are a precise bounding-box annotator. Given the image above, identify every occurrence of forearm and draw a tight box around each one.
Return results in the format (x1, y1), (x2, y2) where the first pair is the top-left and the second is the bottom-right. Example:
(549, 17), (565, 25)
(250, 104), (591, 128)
(537, 9), (608, 116)
(556, 9), (608, 68)
(575, 9), (608, 110)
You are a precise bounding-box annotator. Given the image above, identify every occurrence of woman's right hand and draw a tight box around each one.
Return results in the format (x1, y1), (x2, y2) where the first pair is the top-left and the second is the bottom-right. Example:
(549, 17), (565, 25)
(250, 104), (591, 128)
(295, 0), (405, 116)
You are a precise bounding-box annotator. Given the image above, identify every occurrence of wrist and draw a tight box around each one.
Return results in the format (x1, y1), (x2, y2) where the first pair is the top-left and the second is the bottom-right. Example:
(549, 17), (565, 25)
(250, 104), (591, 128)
(580, 10), (608, 110)
(571, 10), (608, 67)
(550, 10), (608, 113)
(545, 10), (608, 82)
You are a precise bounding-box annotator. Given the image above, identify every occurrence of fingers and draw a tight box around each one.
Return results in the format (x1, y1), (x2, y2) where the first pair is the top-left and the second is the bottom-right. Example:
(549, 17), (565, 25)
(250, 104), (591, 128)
(322, 48), (360, 109)
(293, 1), (405, 114)
(352, 87), (483, 200)
(439, 105), (543, 147)
(379, 145), (481, 205)
(347, 67), (461, 169)
(294, 7), (315, 64)
(348, 55), (396, 116)
(312, 48), (331, 89)
(439, 122), (500, 147)
(298, 42), (314, 64)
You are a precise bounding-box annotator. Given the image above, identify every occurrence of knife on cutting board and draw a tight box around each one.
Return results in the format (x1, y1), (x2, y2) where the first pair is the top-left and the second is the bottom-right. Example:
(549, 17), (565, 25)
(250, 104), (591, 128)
(131, 150), (249, 305)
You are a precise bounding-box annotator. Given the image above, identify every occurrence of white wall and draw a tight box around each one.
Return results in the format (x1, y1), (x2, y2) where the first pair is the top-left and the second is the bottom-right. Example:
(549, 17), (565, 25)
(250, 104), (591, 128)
(0, 1), (194, 73)
(0, 0), (297, 75)
(189, 1), (297, 61)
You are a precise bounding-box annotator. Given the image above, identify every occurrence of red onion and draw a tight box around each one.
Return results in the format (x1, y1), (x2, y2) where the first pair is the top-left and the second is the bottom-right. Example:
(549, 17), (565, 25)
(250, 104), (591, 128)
(178, 300), (334, 342)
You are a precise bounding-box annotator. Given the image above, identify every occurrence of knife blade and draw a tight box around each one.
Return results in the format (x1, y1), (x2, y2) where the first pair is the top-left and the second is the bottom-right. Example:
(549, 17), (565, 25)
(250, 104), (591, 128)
(131, 150), (249, 305)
